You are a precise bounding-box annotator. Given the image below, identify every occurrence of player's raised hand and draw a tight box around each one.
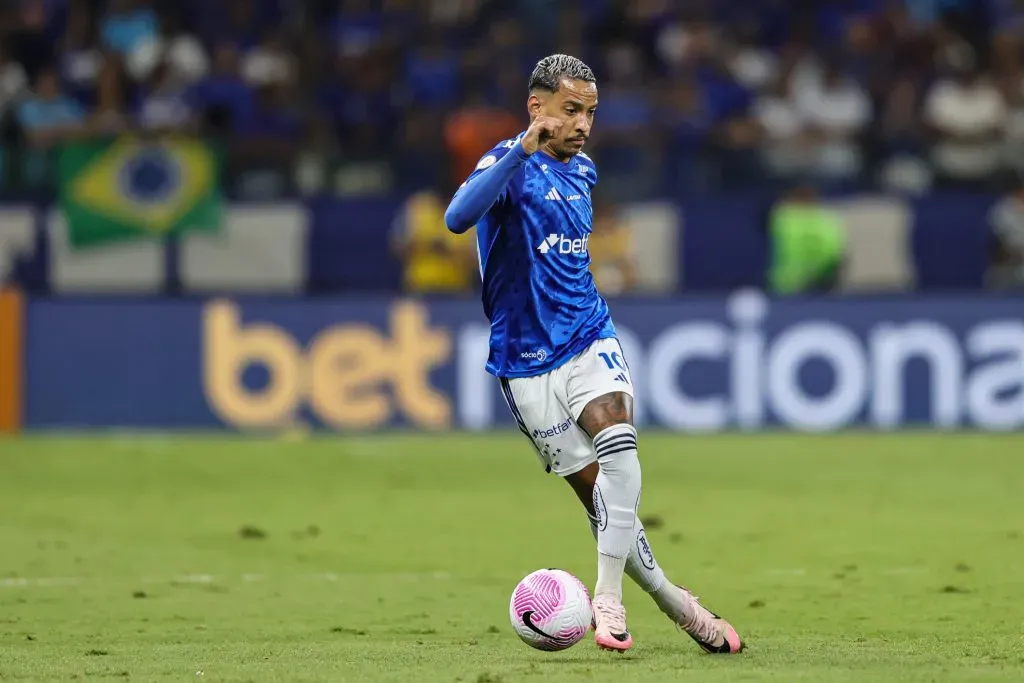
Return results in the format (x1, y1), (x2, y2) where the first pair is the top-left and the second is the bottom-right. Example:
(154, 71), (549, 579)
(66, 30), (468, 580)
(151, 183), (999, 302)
(521, 116), (563, 155)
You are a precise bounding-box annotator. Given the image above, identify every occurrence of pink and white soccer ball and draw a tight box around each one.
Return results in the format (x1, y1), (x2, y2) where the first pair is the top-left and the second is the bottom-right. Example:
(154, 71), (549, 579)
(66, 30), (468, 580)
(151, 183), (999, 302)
(509, 569), (593, 651)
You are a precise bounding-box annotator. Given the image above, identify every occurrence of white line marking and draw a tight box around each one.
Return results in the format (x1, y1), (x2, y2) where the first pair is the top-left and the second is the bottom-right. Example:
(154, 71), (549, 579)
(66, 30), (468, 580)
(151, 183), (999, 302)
(3, 569), (941, 589)
(764, 569), (807, 576)
(0, 577), (84, 587)
(0, 571), (454, 588)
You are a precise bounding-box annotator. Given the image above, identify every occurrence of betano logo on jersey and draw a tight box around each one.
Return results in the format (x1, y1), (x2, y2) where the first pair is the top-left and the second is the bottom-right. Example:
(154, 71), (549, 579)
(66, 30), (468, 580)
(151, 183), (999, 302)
(537, 233), (589, 255)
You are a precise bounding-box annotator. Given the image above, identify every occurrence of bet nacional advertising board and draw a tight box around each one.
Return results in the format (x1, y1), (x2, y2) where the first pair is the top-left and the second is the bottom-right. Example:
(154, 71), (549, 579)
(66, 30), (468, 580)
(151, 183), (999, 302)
(16, 291), (1024, 432)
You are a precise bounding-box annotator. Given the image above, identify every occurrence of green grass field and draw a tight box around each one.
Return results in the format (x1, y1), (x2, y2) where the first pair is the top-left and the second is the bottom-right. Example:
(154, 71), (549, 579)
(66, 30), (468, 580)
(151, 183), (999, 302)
(1, 433), (1023, 682)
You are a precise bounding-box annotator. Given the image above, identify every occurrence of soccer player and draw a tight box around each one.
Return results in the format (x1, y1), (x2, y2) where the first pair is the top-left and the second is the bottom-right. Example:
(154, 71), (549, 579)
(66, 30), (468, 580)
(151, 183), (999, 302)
(444, 54), (743, 654)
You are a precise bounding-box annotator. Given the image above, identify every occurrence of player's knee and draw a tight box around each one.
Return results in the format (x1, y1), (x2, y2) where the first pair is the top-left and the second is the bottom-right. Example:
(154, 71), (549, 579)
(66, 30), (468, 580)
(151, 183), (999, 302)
(601, 448), (641, 482)
(592, 423), (640, 475)
(578, 391), (632, 437)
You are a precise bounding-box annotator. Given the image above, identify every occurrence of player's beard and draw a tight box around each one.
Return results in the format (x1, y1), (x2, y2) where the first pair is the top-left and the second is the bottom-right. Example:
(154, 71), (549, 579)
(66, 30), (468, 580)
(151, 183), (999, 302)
(557, 139), (585, 159)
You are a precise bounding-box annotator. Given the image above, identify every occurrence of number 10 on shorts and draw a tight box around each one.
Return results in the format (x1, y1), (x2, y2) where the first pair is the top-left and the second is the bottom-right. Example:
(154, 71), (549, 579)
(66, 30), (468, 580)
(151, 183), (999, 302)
(598, 351), (630, 384)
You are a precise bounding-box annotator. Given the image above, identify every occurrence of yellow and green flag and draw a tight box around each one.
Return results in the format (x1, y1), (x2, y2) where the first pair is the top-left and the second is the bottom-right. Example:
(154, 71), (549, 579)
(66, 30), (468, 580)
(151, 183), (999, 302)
(58, 136), (222, 248)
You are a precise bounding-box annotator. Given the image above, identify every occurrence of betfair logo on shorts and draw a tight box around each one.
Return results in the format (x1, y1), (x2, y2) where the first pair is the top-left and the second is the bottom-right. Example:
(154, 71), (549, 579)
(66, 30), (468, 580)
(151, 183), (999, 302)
(202, 300), (452, 430)
(537, 233), (589, 255)
(533, 419), (572, 439)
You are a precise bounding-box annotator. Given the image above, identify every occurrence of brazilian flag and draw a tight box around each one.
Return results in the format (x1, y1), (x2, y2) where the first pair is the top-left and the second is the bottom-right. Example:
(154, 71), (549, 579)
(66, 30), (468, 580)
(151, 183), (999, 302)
(58, 136), (222, 248)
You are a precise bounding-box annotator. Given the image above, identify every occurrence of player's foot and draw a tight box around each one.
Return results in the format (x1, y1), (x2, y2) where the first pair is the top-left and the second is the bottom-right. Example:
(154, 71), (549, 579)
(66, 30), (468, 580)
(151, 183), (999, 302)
(672, 585), (743, 654)
(592, 593), (633, 651)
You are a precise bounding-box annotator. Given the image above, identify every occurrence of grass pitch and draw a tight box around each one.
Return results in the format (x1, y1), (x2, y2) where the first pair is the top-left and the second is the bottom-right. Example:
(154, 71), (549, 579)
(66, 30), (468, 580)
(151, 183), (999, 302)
(0, 432), (1022, 682)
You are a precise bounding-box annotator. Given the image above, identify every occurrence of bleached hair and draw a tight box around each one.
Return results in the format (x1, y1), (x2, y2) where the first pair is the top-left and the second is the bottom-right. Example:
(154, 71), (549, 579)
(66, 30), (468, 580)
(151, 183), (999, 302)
(528, 54), (596, 93)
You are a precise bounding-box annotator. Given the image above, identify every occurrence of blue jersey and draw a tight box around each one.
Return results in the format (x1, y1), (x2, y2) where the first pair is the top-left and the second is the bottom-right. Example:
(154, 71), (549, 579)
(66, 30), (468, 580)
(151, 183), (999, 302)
(445, 133), (616, 378)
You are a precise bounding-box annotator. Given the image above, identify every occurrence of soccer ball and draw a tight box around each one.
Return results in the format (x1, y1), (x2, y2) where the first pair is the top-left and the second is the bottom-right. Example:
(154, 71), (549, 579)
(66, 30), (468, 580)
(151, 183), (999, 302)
(509, 569), (593, 651)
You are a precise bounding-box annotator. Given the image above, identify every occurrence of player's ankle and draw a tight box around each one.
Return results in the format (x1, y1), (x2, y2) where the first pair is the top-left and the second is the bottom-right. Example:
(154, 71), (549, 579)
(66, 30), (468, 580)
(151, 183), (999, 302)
(594, 552), (627, 597)
(652, 582), (688, 621)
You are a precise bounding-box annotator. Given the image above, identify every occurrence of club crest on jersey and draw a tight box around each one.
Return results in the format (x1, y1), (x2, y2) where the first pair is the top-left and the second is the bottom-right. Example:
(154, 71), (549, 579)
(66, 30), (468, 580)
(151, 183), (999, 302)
(537, 233), (589, 255)
(476, 154), (497, 170)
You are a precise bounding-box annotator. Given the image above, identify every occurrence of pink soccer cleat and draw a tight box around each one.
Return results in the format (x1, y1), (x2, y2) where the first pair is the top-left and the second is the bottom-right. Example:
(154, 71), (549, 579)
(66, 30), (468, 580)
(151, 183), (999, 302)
(673, 585), (743, 654)
(592, 593), (633, 651)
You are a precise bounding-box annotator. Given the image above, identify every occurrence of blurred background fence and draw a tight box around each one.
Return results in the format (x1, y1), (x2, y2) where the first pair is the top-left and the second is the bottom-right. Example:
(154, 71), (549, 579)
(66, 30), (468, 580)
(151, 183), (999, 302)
(2, 0), (1024, 433)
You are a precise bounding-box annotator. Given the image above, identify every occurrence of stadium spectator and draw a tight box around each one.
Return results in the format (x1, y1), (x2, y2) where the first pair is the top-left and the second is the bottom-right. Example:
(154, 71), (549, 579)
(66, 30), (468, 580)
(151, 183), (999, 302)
(924, 50), (1007, 188)
(294, 115), (339, 196)
(877, 74), (933, 192)
(403, 32), (460, 107)
(753, 73), (811, 184)
(397, 107), (448, 195)
(240, 30), (294, 89)
(444, 88), (520, 189)
(588, 197), (637, 296)
(155, 11), (209, 86)
(588, 41), (657, 198)
(137, 61), (195, 133)
(391, 189), (475, 294)
(100, 0), (159, 56)
(14, 65), (89, 187)
(661, 75), (715, 194)
(231, 81), (304, 198)
(59, 3), (103, 107)
(327, 0), (384, 60)
(724, 21), (779, 92)
(796, 58), (872, 184)
(0, 0), (1023, 199)
(987, 177), (1024, 288)
(189, 43), (254, 137)
(0, 43), (27, 182)
(768, 184), (847, 294)
(16, 67), (87, 147)
(0, 43), (27, 120)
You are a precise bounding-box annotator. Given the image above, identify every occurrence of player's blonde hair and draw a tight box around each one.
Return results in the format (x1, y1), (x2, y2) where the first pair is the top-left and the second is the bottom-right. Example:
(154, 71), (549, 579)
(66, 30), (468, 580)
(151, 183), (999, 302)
(528, 54), (596, 93)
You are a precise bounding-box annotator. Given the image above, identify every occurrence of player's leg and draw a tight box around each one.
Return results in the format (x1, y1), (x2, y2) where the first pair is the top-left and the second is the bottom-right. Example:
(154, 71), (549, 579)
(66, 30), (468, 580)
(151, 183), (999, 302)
(500, 364), (635, 650)
(573, 389), (640, 650)
(566, 464), (743, 654)
(569, 338), (742, 653)
(566, 463), (676, 606)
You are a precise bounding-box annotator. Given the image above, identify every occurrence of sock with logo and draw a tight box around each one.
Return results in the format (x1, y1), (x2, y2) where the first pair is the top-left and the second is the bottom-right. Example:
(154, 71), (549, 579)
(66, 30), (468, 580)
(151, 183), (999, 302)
(587, 513), (685, 618)
(591, 423), (642, 599)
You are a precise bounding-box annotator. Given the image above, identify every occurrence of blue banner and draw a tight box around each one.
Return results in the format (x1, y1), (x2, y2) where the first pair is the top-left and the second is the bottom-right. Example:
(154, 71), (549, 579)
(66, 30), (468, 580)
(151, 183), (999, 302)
(24, 292), (1024, 431)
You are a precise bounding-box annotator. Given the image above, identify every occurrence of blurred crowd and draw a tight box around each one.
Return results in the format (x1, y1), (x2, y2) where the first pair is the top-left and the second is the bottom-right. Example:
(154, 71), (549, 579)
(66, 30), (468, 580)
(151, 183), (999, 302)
(2, 0), (1024, 200)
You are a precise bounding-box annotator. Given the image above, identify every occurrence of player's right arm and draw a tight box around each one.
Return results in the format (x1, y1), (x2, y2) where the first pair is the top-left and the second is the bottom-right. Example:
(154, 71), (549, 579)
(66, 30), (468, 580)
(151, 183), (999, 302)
(444, 116), (563, 234)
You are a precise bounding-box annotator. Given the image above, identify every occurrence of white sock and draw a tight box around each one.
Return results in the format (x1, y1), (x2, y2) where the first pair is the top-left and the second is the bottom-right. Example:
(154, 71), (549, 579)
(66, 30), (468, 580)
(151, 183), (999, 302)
(592, 424), (641, 598)
(587, 514), (685, 619)
(596, 553), (627, 599)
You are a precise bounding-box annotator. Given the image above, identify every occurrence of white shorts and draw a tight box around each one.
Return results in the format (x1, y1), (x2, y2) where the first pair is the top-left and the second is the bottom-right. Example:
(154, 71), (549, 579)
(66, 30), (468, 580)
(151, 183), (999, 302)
(498, 338), (634, 477)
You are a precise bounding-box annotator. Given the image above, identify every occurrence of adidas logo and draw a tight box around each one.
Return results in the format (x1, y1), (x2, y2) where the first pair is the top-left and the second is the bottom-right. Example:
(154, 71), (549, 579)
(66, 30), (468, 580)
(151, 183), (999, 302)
(537, 233), (589, 255)
(613, 373), (629, 383)
(545, 187), (583, 202)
